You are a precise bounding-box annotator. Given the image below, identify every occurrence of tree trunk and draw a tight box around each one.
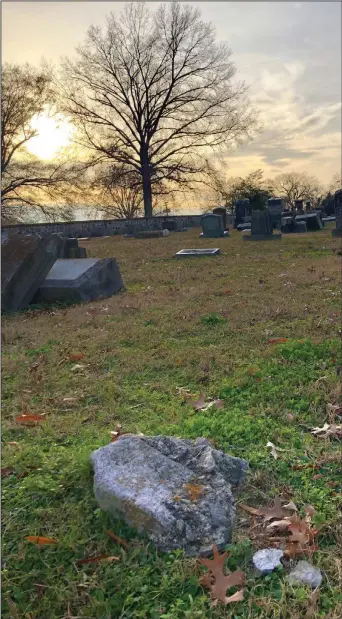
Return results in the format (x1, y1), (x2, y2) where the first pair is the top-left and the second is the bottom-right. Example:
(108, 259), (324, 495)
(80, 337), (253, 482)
(141, 146), (153, 218)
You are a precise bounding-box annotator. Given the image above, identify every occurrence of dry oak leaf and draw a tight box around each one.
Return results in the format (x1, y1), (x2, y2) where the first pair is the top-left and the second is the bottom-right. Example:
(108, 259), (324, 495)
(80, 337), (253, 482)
(69, 353), (85, 361)
(26, 536), (58, 545)
(16, 414), (45, 425)
(199, 545), (244, 606)
(311, 423), (342, 438)
(266, 441), (285, 460)
(267, 338), (288, 345)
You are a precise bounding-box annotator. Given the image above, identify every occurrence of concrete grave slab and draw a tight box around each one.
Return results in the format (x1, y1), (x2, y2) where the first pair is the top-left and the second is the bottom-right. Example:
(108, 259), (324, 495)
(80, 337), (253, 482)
(174, 248), (221, 258)
(33, 258), (124, 304)
(1, 234), (62, 313)
(135, 230), (163, 239)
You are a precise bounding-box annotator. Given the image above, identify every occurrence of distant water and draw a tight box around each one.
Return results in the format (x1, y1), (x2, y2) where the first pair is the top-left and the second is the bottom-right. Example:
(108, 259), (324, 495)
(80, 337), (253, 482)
(9, 205), (204, 224)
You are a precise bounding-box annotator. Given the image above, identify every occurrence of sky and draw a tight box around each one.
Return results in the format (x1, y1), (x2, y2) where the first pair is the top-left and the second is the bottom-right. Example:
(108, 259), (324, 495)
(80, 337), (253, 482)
(2, 1), (342, 188)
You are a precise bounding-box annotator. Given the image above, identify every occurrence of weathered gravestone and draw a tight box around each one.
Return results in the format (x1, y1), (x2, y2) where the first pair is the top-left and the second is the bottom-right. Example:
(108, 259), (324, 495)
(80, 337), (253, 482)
(200, 214), (228, 238)
(295, 199), (304, 213)
(295, 213), (323, 231)
(162, 219), (177, 232)
(243, 209), (281, 241)
(174, 248), (221, 258)
(234, 200), (249, 228)
(332, 190), (342, 237)
(212, 207), (227, 230)
(54, 236), (88, 259)
(33, 258), (124, 304)
(281, 216), (307, 234)
(90, 435), (248, 556)
(1, 234), (62, 313)
(135, 230), (164, 239)
(268, 198), (284, 230)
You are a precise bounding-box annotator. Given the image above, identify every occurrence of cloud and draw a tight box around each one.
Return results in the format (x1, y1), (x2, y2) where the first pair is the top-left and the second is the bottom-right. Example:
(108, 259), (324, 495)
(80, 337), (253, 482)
(225, 57), (341, 185)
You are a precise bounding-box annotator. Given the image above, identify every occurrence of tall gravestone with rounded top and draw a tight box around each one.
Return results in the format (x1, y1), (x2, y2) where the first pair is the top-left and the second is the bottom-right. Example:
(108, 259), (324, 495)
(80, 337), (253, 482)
(243, 209), (281, 241)
(212, 207), (227, 230)
(332, 189), (342, 237)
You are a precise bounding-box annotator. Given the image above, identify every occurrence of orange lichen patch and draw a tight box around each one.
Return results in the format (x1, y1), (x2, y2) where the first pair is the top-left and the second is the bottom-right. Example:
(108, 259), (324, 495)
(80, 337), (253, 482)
(183, 483), (203, 502)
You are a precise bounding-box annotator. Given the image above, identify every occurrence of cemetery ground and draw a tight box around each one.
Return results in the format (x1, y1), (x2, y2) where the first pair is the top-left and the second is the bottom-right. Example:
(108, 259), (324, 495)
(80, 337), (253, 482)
(2, 225), (342, 619)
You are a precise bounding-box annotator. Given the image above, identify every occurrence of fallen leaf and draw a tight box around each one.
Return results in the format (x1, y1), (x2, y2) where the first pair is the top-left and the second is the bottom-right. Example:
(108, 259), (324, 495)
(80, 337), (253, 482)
(266, 441), (285, 459)
(199, 545), (244, 606)
(190, 392), (206, 410)
(29, 361), (42, 373)
(202, 399), (223, 411)
(70, 364), (85, 372)
(304, 505), (316, 517)
(199, 544), (228, 579)
(311, 423), (342, 438)
(283, 500), (298, 512)
(7, 441), (19, 446)
(16, 414), (45, 425)
(110, 423), (123, 442)
(312, 474), (324, 480)
(26, 536), (58, 545)
(105, 530), (129, 550)
(260, 497), (289, 522)
(267, 338), (288, 345)
(239, 503), (264, 517)
(225, 589), (244, 604)
(1, 467), (14, 478)
(62, 397), (80, 404)
(69, 353), (85, 361)
(76, 554), (120, 565)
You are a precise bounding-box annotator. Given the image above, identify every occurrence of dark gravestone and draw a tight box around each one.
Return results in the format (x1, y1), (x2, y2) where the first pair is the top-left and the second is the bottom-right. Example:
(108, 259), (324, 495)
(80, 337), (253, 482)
(162, 220), (177, 232)
(332, 190), (342, 237)
(243, 209), (281, 241)
(295, 213), (323, 231)
(212, 207), (227, 230)
(1, 234), (61, 313)
(33, 258), (124, 304)
(135, 230), (163, 239)
(295, 200), (304, 212)
(234, 200), (249, 228)
(200, 214), (227, 238)
(174, 248), (221, 258)
(268, 198), (284, 230)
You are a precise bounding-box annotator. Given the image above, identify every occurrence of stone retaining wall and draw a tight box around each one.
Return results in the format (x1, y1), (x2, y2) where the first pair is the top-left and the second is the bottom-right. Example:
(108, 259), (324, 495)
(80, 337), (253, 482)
(2, 215), (207, 239)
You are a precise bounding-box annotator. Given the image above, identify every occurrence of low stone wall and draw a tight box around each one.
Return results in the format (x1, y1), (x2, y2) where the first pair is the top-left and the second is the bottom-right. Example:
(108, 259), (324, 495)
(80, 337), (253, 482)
(2, 215), (206, 239)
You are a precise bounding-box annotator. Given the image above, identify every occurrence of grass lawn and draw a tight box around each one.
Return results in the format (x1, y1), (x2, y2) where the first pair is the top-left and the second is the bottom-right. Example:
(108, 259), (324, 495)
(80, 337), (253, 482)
(2, 225), (341, 618)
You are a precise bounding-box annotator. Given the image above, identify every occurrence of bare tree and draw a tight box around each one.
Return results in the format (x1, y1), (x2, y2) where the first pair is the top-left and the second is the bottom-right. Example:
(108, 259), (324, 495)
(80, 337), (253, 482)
(273, 171), (322, 210)
(1, 63), (80, 223)
(91, 164), (143, 219)
(60, 1), (257, 218)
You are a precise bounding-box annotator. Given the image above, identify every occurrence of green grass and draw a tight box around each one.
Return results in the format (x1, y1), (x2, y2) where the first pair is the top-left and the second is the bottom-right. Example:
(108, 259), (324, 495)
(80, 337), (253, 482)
(2, 226), (342, 618)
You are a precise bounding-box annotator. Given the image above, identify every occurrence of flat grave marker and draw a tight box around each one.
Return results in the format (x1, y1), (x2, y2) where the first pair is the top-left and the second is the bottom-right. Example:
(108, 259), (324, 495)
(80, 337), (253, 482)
(174, 248), (221, 258)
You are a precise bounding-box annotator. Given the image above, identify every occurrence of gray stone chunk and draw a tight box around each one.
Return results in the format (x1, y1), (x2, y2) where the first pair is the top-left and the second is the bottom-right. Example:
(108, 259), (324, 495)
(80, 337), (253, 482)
(1, 234), (61, 313)
(33, 258), (123, 304)
(90, 435), (248, 556)
(174, 248), (221, 258)
(288, 561), (322, 588)
(253, 549), (284, 574)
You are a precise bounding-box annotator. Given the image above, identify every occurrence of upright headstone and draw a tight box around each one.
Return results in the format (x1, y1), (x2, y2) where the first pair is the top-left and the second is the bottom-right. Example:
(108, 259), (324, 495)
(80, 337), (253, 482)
(234, 200), (249, 228)
(162, 219), (177, 232)
(243, 209), (281, 241)
(200, 214), (228, 238)
(1, 234), (62, 313)
(305, 201), (311, 210)
(212, 207), (227, 230)
(268, 198), (284, 230)
(33, 258), (124, 304)
(332, 189), (342, 237)
(295, 199), (304, 214)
